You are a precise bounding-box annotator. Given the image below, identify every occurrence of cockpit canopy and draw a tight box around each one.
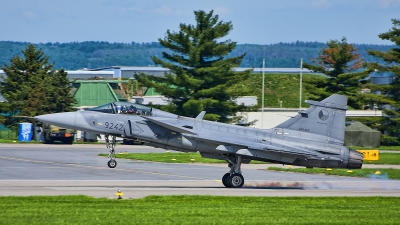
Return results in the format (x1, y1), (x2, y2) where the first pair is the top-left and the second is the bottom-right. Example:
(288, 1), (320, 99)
(89, 101), (152, 116)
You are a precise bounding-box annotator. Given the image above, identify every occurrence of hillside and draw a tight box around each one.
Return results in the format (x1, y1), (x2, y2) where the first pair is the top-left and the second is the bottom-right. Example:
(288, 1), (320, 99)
(0, 41), (393, 70)
(231, 73), (325, 108)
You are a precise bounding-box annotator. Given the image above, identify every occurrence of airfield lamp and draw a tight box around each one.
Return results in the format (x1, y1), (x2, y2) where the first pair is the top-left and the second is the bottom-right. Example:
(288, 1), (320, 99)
(116, 189), (123, 199)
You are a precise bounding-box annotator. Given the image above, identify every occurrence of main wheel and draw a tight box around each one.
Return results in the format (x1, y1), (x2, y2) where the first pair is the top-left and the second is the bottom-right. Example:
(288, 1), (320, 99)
(222, 173), (231, 188)
(107, 160), (117, 168)
(229, 173), (244, 188)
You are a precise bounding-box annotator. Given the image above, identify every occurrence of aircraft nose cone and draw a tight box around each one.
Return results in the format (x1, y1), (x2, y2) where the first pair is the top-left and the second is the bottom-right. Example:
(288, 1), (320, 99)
(35, 112), (81, 130)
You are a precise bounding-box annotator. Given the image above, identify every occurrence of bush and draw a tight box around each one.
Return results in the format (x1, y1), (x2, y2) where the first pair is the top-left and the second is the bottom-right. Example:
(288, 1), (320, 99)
(381, 134), (400, 146)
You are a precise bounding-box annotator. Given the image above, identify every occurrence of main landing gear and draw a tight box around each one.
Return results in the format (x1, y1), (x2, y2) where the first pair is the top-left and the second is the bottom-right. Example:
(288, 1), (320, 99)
(106, 135), (117, 168)
(221, 155), (244, 188)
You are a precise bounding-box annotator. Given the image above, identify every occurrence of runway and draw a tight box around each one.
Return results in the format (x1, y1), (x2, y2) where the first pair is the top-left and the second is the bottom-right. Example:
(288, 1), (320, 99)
(1, 144), (399, 198)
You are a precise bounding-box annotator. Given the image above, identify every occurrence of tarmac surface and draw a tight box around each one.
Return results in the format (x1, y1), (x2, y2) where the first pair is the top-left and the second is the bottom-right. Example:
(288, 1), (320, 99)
(1, 143), (399, 198)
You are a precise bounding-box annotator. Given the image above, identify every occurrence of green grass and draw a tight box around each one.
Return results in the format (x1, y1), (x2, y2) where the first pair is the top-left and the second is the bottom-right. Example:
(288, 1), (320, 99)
(349, 146), (400, 151)
(0, 139), (42, 144)
(101, 152), (400, 165)
(268, 167), (400, 180)
(99, 152), (267, 164)
(0, 195), (399, 224)
(100, 152), (222, 163)
(364, 153), (400, 164)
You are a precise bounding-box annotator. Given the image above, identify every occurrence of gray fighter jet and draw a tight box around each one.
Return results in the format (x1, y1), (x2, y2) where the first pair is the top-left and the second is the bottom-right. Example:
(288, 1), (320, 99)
(36, 94), (363, 188)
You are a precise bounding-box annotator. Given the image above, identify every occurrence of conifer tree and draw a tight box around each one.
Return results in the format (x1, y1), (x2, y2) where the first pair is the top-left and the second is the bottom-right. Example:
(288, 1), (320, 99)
(46, 68), (76, 113)
(0, 44), (76, 128)
(365, 19), (400, 144)
(302, 37), (370, 109)
(134, 10), (252, 122)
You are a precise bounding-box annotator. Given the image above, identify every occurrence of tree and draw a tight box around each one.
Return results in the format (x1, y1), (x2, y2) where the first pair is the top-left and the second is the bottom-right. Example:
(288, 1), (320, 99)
(0, 44), (76, 129)
(302, 37), (370, 109)
(365, 19), (400, 145)
(134, 10), (253, 122)
(45, 68), (77, 113)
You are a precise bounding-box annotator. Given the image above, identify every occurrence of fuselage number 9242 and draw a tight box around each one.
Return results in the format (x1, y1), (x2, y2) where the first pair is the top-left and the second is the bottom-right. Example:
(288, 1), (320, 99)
(104, 122), (124, 131)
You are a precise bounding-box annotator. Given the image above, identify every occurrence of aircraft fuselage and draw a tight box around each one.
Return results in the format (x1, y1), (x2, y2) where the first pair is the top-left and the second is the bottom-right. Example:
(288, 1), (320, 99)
(47, 109), (358, 169)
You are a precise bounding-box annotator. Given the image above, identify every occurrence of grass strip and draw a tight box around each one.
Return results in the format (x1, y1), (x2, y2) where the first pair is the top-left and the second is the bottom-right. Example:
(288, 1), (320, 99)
(100, 152), (399, 165)
(99, 152), (267, 164)
(364, 153), (400, 164)
(0, 139), (42, 144)
(0, 196), (399, 224)
(349, 146), (400, 151)
(268, 167), (400, 180)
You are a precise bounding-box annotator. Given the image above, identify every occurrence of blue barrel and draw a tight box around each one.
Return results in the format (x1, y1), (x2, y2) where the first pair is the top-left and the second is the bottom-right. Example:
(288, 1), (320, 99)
(18, 123), (33, 142)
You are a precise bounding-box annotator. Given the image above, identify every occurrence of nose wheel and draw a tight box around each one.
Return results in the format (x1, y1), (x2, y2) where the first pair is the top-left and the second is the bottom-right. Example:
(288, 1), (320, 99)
(106, 135), (117, 168)
(221, 155), (245, 188)
(107, 159), (117, 168)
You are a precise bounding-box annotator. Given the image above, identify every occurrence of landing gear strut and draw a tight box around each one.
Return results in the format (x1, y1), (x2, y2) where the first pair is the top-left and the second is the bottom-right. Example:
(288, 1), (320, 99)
(221, 155), (244, 188)
(106, 135), (117, 168)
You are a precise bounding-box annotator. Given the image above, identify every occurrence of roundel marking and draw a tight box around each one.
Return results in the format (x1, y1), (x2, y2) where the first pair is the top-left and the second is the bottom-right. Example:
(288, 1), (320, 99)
(319, 109), (329, 121)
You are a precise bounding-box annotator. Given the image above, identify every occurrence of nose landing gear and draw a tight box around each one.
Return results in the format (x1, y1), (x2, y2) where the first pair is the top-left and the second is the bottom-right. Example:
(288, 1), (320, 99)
(106, 135), (117, 168)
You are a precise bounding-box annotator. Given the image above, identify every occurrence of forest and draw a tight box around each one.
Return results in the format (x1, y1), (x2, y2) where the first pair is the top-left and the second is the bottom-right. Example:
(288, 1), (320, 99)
(0, 41), (393, 70)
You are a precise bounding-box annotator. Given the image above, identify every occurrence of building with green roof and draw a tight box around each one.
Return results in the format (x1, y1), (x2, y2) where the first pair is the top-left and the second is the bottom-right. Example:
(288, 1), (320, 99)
(72, 80), (128, 108)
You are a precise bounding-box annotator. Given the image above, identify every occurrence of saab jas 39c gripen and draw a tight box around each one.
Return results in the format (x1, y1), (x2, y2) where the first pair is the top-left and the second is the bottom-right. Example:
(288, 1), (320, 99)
(36, 94), (363, 188)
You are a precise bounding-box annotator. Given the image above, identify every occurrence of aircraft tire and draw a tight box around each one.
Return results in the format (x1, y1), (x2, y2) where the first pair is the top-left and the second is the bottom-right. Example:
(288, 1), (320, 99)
(229, 173), (244, 188)
(222, 173), (232, 188)
(107, 160), (117, 168)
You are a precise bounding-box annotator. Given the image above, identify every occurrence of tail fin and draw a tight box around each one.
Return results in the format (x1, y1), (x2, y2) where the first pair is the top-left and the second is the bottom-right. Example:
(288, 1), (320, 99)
(276, 94), (348, 143)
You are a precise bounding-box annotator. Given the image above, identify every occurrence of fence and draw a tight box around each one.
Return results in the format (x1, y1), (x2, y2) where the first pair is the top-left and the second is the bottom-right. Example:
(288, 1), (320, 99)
(0, 129), (18, 140)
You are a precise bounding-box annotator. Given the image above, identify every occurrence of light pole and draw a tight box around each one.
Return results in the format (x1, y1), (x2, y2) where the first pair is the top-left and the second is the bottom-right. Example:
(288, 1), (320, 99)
(262, 59), (265, 129)
(299, 58), (303, 110)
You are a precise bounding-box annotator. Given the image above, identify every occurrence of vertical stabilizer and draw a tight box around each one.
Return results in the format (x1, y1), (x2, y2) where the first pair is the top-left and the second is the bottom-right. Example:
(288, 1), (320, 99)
(276, 94), (348, 143)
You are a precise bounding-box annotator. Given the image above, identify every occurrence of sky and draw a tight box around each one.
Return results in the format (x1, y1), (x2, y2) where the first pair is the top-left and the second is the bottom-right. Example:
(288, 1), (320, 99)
(1, 0), (399, 45)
